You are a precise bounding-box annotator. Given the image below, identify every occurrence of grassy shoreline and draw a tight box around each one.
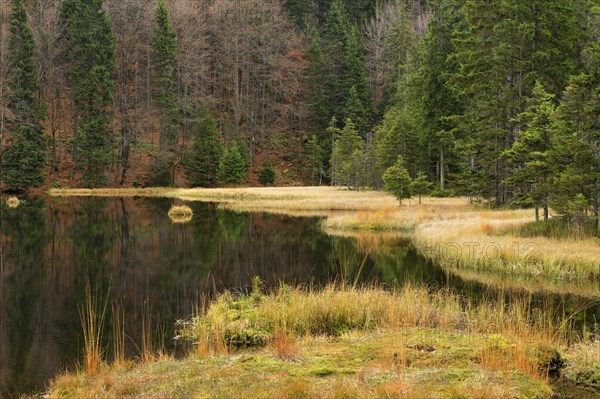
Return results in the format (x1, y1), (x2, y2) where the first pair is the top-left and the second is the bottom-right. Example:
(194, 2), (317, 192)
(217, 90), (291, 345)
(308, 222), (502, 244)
(44, 284), (599, 399)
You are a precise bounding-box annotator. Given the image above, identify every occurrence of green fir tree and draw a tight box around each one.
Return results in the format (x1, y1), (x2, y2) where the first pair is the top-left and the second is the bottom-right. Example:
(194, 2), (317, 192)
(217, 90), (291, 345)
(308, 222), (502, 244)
(62, 0), (116, 187)
(150, 0), (179, 186)
(185, 107), (221, 187)
(2, 0), (48, 192)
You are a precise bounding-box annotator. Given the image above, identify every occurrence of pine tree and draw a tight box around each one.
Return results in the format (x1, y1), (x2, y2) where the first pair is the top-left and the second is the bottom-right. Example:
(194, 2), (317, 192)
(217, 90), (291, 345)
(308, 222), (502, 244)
(62, 0), (115, 187)
(420, 0), (465, 192)
(504, 82), (556, 221)
(218, 142), (249, 186)
(342, 85), (370, 137)
(449, 0), (582, 205)
(185, 107), (221, 187)
(305, 134), (324, 185)
(150, 0), (179, 186)
(383, 156), (412, 205)
(411, 171), (433, 205)
(258, 159), (276, 186)
(2, 0), (48, 192)
(550, 46), (600, 234)
(330, 118), (364, 188)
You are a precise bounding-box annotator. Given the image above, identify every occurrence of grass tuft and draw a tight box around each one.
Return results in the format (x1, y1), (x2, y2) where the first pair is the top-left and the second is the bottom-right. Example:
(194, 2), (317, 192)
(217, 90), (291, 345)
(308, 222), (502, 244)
(6, 196), (20, 209)
(167, 205), (193, 224)
(79, 280), (109, 376)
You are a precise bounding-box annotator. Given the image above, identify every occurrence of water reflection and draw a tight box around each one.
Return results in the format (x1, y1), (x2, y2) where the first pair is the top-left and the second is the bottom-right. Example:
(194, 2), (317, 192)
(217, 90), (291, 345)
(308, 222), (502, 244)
(0, 197), (598, 398)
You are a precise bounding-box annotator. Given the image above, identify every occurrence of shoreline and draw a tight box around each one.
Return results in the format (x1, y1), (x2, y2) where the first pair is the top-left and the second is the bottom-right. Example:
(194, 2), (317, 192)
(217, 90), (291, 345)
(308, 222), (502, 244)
(41, 284), (599, 399)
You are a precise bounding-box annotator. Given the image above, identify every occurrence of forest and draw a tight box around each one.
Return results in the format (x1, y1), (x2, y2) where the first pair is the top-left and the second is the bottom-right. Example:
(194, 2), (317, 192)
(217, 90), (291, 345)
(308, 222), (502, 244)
(0, 0), (599, 232)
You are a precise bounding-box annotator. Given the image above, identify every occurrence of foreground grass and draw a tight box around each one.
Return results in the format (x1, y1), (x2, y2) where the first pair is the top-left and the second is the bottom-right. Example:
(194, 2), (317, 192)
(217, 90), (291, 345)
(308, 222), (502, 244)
(46, 285), (599, 399)
(50, 186), (600, 283)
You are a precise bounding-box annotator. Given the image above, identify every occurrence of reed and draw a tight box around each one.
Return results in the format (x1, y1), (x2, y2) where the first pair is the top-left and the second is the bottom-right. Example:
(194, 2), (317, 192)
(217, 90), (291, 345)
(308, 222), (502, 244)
(111, 301), (126, 366)
(178, 283), (573, 355)
(78, 280), (109, 376)
(48, 284), (595, 399)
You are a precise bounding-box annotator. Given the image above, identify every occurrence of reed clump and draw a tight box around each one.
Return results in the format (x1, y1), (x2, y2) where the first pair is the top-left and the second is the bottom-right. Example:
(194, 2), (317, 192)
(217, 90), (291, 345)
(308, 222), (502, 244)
(167, 205), (193, 224)
(178, 283), (570, 361)
(6, 196), (20, 209)
(48, 284), (596, 399)
(79, 281), (109, 376)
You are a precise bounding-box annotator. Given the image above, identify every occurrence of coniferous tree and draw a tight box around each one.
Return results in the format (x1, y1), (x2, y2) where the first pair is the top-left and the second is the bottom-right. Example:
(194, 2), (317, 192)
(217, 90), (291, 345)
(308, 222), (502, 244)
(411, 171), (433, 205)
(185, 107), (221, 187)
(283, 0), (314, 29)
(305, 134), (324, 185)
(306, 27), (329, 133)
(420, 0), (465, 192)
(258, 159), (276, 186)
(150, 0), (179, 186)
(504, 82), (556, 221)
(218, 141), (249, 186)
(2, 0), (48, 192)
(342, 85), (370, 137)
(550, 44), (600, 234)
(330, 118), (363, 188)
(449, 0), (582, 204)
(62, 0), (115, 187)
(383, 156), (412, 205)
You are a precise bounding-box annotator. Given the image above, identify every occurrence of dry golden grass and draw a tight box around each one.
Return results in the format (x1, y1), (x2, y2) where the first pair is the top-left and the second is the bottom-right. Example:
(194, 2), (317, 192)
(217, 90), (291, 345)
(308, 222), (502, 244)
(6, 196), (20, 209)
(271, 328), (300, 361)
(167, 205), (193, 224)
(48, 285), (570, 399)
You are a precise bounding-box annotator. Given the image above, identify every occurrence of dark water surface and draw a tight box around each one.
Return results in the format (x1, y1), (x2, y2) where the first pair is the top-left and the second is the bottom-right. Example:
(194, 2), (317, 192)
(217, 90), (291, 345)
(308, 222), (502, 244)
(0, 197), (598, 398)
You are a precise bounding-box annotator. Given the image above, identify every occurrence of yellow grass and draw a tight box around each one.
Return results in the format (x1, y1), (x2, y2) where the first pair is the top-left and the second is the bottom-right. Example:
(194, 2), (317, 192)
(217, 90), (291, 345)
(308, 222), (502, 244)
(50, 186), (600, 280)
(167, 205), (193, 224)
(6, 196), (20, 209)
(48, 284), (576, 399)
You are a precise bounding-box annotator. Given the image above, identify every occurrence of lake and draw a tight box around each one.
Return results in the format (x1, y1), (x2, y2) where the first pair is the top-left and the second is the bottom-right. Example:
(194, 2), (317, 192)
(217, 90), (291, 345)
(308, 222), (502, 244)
(0, 197), (598, 398)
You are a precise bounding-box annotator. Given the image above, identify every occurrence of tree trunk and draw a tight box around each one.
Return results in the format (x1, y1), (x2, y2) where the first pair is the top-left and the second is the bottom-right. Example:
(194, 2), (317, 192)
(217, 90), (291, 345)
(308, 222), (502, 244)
(440, 147), (445, 191)
(535, 205), (539, 222)
(543, 205), (549, 222)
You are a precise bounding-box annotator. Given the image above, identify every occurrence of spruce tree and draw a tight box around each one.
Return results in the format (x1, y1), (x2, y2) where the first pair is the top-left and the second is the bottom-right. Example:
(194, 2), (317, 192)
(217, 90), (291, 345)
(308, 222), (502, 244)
(550, 48), (600, 234)
(2, 0), (48, 192)
(306, 28), (330, 133)
(218, 142), (249, 186)
(420, 0), (465, 192)
(342, 85), (370, 137)
(185, 107), (221, 187)
(258, 159), (276, 186)
(383, 156), (412, 205)
(411, 171), (433, 205)
(305, 134), (324, 185)
(330, 118), (364, 188)
(449, 0), (582, 204)
(62, 0), (115, 187)
(150, 0), (179, 186)
(504, 82), (556, 221)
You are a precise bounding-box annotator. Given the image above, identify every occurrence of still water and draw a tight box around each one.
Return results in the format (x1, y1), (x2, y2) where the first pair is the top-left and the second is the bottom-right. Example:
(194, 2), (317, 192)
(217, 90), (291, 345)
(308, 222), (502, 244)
(0, 197), (598, 398)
